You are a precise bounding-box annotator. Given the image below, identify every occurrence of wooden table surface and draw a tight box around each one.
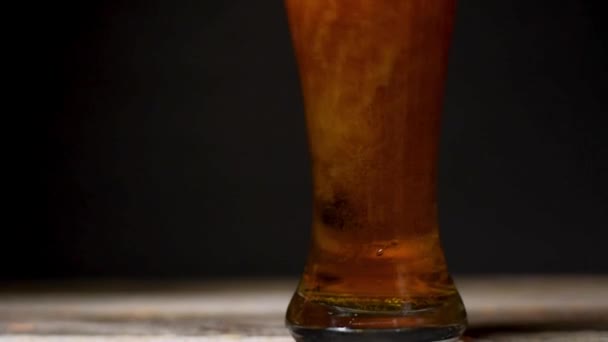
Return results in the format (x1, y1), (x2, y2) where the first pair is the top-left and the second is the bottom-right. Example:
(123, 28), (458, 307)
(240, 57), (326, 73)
(0, 276), (607, 341)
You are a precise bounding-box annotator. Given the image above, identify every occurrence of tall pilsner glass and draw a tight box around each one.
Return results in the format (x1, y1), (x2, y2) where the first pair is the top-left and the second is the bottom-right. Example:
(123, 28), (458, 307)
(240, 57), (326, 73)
(284, 1), (467, 341)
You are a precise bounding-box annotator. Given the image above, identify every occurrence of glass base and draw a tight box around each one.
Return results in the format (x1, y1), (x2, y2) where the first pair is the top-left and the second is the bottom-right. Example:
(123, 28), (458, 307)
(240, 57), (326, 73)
(288, 325), (465, 342)
(286, 288), (467, 341)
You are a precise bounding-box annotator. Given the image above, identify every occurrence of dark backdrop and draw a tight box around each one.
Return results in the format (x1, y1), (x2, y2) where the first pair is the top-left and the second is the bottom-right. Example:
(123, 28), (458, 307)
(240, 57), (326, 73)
(5, 0), (607, 279)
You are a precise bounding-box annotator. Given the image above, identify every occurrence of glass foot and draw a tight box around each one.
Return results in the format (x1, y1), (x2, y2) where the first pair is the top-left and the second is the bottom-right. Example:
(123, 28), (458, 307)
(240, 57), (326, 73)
(288, 325), (465, 342)
(286, 289), (467, 341)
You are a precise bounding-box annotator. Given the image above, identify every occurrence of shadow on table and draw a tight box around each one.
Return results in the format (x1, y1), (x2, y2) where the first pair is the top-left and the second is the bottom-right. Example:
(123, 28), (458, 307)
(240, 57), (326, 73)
(464, 321), (608, 341)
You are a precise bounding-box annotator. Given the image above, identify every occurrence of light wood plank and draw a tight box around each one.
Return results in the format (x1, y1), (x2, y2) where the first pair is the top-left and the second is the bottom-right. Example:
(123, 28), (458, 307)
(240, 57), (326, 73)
(0, 277), (606, 340)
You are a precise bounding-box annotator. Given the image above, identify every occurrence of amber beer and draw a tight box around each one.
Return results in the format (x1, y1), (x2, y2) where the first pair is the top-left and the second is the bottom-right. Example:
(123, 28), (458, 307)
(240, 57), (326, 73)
(284, 0), (466, 341)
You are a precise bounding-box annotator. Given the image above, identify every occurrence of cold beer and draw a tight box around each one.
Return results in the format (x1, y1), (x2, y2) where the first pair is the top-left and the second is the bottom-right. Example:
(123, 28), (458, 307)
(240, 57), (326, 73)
(285, 1), (467, 341)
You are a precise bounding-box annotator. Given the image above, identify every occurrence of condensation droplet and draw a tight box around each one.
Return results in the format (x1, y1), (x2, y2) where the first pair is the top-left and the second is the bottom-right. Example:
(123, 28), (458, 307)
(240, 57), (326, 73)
(376, 248), (384, 256)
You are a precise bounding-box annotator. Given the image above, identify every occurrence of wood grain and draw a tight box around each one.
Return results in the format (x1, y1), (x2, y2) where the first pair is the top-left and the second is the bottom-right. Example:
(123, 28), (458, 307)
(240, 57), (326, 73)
(0, 277), (607, 341)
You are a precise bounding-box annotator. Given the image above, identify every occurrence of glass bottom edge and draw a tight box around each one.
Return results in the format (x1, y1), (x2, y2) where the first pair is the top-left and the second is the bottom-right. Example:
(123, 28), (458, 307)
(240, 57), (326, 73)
(288, 324), (466, 342)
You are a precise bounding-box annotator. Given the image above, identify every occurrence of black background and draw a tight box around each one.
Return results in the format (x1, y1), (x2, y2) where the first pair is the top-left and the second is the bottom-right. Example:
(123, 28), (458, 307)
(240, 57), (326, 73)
(5, 0), (607, 279)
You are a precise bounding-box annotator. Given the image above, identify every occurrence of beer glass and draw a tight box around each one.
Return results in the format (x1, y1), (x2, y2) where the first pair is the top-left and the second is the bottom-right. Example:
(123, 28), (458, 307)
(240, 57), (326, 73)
(284, 1), (467, 341)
